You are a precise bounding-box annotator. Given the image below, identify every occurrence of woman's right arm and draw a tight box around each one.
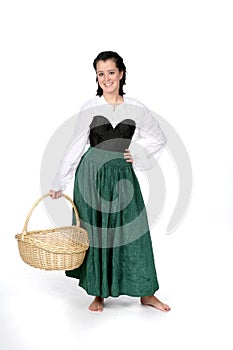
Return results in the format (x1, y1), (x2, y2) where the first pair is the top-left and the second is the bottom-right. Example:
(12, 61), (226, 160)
(49, 190), (63, 199)
(49, 109), (92, 199)
(49, 130), (89, 195)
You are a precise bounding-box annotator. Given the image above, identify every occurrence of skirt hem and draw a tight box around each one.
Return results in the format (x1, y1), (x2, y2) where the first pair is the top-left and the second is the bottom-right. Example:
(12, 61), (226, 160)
(78, 283), (159, 299)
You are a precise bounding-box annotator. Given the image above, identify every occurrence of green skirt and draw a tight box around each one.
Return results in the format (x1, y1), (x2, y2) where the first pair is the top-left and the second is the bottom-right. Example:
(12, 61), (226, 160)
(65, 147), (159, 298)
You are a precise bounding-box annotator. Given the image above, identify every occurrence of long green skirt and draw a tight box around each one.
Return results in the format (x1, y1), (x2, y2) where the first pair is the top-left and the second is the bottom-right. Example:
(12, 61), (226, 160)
(65, 147), (159, 298)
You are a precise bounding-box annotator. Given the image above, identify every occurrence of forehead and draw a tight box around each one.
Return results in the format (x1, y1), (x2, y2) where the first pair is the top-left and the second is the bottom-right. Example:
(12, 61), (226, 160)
(96, 59), (118, 72)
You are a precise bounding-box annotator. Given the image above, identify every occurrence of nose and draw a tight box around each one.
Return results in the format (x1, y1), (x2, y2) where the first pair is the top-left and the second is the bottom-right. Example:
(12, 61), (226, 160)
(103, 73), (110, 82)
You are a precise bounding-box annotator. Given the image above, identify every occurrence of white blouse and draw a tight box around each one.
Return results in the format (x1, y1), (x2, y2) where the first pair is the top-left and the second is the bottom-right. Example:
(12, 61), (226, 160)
(51, 96), (167, 191)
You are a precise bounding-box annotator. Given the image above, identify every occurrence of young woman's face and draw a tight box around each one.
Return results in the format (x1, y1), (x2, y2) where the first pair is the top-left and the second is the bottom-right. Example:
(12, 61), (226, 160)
(96, 59), (123, 96)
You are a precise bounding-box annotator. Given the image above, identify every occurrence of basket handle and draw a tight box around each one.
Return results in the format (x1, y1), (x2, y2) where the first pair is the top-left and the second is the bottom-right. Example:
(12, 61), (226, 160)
(22, 193), (80, 236)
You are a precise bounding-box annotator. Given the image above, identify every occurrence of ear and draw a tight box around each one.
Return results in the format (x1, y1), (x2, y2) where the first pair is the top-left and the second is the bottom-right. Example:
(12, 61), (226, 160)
(119, 70), (124, 80)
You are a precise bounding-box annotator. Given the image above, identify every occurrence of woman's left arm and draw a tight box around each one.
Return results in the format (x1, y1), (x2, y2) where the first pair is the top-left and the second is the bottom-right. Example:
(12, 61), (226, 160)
(131, 110), (167, 170)
(124, 149), (133, 163)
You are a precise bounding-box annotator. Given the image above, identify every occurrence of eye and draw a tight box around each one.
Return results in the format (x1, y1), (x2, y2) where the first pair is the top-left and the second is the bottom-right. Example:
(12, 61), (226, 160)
(98, 72), (104, 77)
(109, 71), (115, 75)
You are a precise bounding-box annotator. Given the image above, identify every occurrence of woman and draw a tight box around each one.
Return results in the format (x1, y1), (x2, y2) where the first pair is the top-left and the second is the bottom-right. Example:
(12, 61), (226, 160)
(50, 51), (170, 312)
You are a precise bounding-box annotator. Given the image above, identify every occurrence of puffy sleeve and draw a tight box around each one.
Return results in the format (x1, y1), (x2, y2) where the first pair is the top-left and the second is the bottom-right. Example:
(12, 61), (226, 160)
(132, 107), (167, 171)
(50, 109), (91, 192)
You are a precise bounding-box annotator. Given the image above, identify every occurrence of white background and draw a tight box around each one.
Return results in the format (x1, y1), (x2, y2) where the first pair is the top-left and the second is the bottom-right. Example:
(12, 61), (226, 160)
(1, 1), (233, 349)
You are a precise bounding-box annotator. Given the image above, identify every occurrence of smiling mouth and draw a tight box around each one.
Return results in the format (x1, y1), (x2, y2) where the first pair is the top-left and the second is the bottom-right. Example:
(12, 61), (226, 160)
(104, 82), (113, 87)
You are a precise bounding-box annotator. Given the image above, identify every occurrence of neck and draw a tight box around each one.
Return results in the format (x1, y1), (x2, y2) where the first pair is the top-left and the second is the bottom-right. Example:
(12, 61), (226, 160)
(102, 93), (124, 105)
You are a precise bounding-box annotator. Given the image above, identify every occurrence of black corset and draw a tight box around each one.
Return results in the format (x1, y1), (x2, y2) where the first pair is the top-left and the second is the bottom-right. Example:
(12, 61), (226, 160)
(89, 115), (136, 152)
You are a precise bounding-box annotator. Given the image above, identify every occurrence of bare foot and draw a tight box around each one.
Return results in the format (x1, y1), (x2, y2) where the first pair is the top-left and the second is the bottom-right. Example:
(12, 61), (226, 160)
(88, 296), (104, 312)
(141, 295), (171, 312)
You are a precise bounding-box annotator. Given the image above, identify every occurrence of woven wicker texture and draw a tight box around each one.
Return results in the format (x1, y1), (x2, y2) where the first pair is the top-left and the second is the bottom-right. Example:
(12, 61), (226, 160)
(15, 193), (89, 270)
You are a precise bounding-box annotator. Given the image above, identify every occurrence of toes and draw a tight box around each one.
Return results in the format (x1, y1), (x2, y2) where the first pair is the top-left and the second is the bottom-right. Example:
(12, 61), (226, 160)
(88, 303), (98, 312)
(161, 303), (171, 312)
(141, 296), (170, 312)
(88, 298), (103, 312)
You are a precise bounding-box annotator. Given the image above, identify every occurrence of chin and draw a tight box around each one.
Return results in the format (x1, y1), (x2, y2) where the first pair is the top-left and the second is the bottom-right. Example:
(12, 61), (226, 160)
(104, 88), (117, 94)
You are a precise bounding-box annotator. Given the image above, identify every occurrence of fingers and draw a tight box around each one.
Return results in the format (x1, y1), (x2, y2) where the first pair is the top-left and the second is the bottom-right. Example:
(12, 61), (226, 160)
(49, 190), (63, 199)
(124, 148), (133, 163)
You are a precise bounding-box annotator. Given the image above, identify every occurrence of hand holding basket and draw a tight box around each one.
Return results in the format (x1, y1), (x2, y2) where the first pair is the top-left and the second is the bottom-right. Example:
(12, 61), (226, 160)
(15, 193), (89, 271)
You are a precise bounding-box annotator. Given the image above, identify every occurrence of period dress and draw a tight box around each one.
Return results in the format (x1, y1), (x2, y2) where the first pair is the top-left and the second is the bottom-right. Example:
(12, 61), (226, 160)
(51, 95), (167, 298)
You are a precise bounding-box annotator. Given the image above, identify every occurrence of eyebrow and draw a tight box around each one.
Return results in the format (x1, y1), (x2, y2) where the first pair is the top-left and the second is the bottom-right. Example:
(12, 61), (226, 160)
(97, 69), (116, 73)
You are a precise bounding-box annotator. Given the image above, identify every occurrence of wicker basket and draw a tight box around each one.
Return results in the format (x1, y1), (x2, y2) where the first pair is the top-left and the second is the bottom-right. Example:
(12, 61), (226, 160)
(15, 193), (89, 271)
